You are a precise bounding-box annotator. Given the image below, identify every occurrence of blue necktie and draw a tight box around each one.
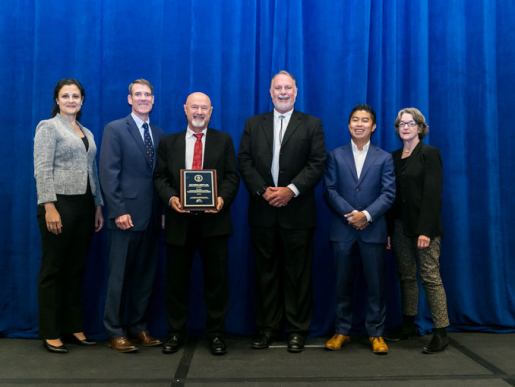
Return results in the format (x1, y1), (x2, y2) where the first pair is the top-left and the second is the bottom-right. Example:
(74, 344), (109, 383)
(142, 123), (154, 165)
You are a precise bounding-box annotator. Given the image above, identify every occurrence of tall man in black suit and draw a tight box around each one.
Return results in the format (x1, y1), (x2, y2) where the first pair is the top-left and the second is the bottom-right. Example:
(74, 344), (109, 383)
(238, 71), (326, 353)
(153, 92), (239, 356)
(99, 79), (165, 353)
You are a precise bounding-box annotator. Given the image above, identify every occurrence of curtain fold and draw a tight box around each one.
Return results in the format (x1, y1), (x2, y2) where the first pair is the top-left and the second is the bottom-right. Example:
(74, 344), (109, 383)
(1, 0), (514, 339)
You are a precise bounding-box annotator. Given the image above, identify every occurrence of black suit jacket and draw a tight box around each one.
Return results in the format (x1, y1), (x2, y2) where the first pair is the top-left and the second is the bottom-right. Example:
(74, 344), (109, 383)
(387, 141), (443, 238)
(153, 128), (239, 246)
(238, 110), (326, 229)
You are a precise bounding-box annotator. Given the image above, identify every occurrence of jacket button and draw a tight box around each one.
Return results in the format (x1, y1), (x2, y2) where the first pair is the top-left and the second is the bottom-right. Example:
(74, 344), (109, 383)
(356, 188), (360, 192)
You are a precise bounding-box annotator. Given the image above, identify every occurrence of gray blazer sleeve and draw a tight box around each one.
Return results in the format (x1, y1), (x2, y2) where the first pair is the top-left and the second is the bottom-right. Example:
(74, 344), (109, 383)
(34, 119), (58, 204)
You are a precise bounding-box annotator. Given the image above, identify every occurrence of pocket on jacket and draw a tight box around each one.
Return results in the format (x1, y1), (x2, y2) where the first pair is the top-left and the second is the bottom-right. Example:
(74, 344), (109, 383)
(123, 191), (138, 199)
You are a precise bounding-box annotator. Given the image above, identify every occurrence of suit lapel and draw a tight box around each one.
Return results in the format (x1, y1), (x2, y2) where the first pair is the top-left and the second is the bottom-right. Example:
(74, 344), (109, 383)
(260, 112), (274, 152)
(341, 144), (359, 183)
(403, 141), (423, 169)
(203, 129), (218, 169)
(173, 131), (187, 183)
(150, 124), (162, 169)
(127, 115), (152, 168)
(358, 144), (380, 184)
(280, 110), (301, 147)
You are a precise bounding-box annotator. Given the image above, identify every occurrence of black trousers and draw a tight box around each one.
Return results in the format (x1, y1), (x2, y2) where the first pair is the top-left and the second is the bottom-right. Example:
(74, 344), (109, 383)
(37, 191), (95, 339)
(165, 219), (229, 338)
(251, 225), (314, 335)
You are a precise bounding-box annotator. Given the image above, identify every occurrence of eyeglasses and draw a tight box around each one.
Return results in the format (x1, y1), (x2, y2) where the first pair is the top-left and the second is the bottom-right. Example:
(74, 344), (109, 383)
(398, 121), (417, 128)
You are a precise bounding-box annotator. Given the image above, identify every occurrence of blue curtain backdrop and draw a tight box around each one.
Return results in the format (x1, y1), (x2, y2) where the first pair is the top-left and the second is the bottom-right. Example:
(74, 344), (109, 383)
(1, 0), (514, 340)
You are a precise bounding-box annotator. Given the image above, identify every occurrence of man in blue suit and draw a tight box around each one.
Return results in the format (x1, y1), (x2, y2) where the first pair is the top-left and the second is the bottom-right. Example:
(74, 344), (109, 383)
(323, 104), (395, 355)
(99, 79), (165, 353)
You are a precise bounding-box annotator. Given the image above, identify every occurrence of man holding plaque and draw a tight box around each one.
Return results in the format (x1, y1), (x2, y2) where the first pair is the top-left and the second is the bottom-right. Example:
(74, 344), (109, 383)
(238, 71), (326, 353)
(153, 92), (239, 356)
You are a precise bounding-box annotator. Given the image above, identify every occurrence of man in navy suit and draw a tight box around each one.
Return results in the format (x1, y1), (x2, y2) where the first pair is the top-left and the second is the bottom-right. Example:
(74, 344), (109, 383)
(323, 104), (395, 355)
(153, 92), (239, 356)
(99, 79), (165, 353)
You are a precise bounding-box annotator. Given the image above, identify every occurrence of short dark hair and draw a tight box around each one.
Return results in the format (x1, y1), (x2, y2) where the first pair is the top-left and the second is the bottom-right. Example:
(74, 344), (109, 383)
(129, 79), (154, 95)
(51, 79), (85, 122)
(348, 104), (376, 125)
(394, 107), (429, 140)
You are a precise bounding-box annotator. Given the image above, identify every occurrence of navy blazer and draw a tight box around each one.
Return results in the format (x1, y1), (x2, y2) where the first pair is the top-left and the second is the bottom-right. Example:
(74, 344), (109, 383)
(153, 128), (239, 246)
(99, 114), (165, 231)
(323, 143), (395, 243)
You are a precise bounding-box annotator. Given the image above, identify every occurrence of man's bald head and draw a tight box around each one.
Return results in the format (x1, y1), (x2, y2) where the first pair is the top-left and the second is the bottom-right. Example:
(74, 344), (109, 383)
(184, 92), (213, 132)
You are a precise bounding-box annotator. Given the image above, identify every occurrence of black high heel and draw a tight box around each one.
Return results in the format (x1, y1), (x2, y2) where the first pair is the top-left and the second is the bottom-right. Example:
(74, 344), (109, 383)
(43, 340), (68, 354)
(62, 334), (97, 346)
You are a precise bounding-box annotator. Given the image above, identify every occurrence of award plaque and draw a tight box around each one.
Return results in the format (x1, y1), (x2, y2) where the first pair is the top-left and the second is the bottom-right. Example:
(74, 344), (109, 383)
(180, 169), (217, 211)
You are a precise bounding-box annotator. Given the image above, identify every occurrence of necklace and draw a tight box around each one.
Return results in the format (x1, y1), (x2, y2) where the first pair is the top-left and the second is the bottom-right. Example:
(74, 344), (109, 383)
(403, 148), (411, 153)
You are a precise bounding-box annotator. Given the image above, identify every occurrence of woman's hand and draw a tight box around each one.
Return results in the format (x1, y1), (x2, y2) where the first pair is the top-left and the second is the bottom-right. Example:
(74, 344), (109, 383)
(94, 206), (104, 233)
(418, 235), (431, 249)
(44, 203), (62, 235)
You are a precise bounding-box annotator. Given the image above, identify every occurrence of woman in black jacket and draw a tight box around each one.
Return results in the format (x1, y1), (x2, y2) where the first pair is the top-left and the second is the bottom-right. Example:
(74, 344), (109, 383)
(385, 108), (449, 354)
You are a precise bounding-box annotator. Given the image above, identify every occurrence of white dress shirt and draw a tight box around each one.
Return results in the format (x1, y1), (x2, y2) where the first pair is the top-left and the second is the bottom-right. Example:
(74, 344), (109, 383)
(271, 109), (299, 196)
(185, 127), (207, 169)
(351, 140), (372, 222)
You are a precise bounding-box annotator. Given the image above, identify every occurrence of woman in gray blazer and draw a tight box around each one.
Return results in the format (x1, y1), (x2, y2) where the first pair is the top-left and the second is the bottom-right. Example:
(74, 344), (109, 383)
(34, 79), (104, 354)
(385, 108), (449, 354)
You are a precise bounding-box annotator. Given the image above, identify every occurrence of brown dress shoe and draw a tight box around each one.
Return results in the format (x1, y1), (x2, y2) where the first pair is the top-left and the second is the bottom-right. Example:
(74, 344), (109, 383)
(130, 331), (163, 347)
(369, 336), (388, 355)
(325, 334), (351, 350)
(107, 336), (138, 353)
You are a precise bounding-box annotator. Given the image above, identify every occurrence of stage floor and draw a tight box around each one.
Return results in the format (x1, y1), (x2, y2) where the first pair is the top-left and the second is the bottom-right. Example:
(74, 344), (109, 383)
(1, 332), (514, 386)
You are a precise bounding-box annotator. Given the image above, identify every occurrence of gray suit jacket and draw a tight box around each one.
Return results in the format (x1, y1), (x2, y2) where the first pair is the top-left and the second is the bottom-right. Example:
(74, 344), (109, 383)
(34, 114), (103, 206)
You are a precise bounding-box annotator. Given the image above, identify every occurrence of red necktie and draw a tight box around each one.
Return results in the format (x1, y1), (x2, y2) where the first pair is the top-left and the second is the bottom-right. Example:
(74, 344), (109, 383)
(192, 133), (204, 170)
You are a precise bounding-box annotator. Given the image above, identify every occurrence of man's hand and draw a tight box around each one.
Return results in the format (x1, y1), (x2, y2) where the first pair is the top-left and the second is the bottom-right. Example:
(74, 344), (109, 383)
(264, 187), (294, 207)
(115, 214), (134, 230)
(205, 197), (224, 213)
(170, 196), (190, 214)
(345, 211), (369, 230)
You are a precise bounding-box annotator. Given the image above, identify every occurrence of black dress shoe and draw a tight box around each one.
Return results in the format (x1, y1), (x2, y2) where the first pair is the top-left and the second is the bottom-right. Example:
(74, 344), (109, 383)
(43, 340), (68, 354)
(384, 326), (417, 342)
(287, 333), (305, 353)
(162, 335), (184, 354)
(62, 334), (97, 346)
(251, 331), (273, 349)
(423, 333), (449, 354)
(209, 336), (228, 356)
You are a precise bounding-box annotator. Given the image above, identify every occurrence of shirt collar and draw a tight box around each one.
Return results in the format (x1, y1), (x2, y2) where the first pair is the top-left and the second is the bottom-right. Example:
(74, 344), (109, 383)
(187, 127), (207, 138)
(351, 140), (370, 152)
(131, 113), (150, 129)
(274, 108), (294, 119)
